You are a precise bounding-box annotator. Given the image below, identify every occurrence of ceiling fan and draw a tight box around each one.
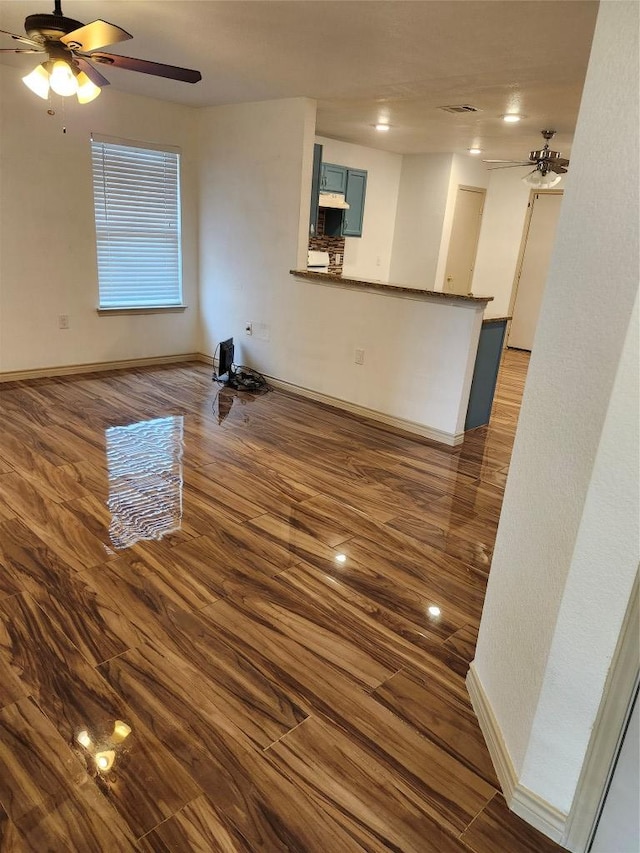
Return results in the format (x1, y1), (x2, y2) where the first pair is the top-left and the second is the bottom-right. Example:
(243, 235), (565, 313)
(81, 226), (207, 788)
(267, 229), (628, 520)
(484, 130), (569, 188)
(0, 0), (201, 104)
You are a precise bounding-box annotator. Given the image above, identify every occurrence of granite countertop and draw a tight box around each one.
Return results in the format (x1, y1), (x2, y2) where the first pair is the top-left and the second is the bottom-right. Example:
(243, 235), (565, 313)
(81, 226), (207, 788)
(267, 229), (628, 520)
(291, 269), (494, 304)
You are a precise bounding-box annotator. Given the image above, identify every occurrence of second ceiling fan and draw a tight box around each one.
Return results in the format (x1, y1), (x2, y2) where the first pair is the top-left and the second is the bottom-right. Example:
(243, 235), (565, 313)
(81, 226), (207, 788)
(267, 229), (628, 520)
(484, 130), (569, 188)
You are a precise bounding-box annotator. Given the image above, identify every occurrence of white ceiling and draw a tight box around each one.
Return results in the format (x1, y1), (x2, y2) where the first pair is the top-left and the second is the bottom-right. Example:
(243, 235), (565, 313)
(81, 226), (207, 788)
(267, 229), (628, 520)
(0, 0), (599, 160)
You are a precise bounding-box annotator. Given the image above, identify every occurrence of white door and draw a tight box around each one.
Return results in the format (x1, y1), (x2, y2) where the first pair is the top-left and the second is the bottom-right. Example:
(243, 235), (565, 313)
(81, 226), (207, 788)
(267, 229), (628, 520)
(509, 192), (563, 351)
(444, 187), (486, 295)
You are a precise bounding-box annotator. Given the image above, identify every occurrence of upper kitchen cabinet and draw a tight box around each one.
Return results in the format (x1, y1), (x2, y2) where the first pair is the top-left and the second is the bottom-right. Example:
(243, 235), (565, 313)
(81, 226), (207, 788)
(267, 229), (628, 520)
(321, 167), (368, 239)
(342, 169), (367, 238)
(320, 163), (347, 193)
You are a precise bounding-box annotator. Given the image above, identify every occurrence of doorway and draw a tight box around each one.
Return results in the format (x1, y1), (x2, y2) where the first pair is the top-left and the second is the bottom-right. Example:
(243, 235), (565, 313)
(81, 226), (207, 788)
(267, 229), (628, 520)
(444, 186), (486, 295)
(589, 681), (640, 852)
(508, 191), (563, 351)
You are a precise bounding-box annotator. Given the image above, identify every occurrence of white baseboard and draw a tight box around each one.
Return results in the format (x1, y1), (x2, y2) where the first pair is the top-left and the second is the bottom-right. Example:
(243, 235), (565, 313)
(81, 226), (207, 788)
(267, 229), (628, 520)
(198, 351), (462, 444)
(0, 353), (201, 383)
(466, 663), (518, 801)
(12, 349), (462, 447)
(466, 663), (568, 845)
(511, 784), (568, 846)
(199, 355), (464, 446)
(264, 374), (464, 446)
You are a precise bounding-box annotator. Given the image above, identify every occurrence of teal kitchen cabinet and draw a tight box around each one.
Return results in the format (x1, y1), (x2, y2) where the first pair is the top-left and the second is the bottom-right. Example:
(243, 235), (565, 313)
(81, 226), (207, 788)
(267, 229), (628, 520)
(320, 163), (347, 193)
(342, 168), (367, 237)
(322, 166), (368, 239)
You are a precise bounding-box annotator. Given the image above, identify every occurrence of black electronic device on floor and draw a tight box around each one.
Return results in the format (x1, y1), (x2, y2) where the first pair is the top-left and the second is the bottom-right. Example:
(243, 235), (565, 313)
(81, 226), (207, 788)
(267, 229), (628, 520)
(214, 337), (268, 392)
(217, 337), (235, 384)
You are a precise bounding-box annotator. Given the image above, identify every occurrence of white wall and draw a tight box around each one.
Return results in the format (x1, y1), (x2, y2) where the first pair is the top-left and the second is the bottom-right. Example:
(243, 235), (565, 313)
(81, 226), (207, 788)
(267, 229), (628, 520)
(472, 170), (571, 318)
(434, 154), (490, 292)
(473, 0), (639, 823)
(522, 292), (638, 812)
(198, 96), (316, 369)
(471, 169), (532, 315)
(315, 136), (402, 281)
(284, 281), (484, 438)
(389, 153), (452, 288)
(0, 65), (199, 373)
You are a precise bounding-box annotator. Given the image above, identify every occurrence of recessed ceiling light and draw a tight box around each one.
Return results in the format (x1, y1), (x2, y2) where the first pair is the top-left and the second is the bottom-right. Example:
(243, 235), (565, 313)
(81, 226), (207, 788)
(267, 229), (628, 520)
(469, 148), (482, 155)
(375, 123), (390, 132)
(502, 114), (522, 123)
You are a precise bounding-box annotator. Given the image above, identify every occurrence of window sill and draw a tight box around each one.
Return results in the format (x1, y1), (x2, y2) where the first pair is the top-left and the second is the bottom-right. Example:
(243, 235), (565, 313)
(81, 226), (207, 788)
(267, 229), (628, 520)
(97, 305), (188, 316)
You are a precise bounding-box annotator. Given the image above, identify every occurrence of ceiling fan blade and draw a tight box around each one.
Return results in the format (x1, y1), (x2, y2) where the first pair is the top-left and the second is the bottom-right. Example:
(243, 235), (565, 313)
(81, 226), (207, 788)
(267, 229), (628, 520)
(554, 158), (570, 167)
(61, 20), (132, 52)
(488, 164), (533, 170)
(87, 52), (201, 83)
(483, 159), (531, 165)
(0, 29), (41, 46)
(550, 164), (568, 174)
(0, 48), (42, 53)
(74, 56), (110, 87)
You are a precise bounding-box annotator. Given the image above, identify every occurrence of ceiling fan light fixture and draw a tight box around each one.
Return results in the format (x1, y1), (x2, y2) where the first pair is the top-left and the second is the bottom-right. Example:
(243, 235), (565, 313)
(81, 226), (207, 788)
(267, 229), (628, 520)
(22, 64), (50, 99)
(49, 59), (78, 96)
(522, 168), (562, 189)
(76, 71), (101, 104)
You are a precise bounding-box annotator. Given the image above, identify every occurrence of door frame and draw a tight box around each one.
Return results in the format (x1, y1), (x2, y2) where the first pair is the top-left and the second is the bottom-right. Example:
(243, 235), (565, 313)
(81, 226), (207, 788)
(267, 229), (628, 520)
(562, 572), (639, 852)
(443, 185), (486, 293)
(507, 189), (564, 339)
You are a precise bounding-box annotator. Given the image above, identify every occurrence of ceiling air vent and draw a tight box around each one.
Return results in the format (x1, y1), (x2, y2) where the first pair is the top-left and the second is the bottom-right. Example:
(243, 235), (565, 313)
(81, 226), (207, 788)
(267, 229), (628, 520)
(439, 104), (480, 114)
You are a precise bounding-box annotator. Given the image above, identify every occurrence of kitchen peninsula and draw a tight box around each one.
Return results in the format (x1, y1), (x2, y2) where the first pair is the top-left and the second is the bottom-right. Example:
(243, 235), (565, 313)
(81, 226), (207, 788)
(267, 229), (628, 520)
(288, 269), (495, 446)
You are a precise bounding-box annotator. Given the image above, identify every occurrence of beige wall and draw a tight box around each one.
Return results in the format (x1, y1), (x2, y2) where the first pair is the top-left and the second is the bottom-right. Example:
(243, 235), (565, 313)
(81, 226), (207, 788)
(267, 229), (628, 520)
(388, 153), (452, 288)
(0, 65), (199, 374)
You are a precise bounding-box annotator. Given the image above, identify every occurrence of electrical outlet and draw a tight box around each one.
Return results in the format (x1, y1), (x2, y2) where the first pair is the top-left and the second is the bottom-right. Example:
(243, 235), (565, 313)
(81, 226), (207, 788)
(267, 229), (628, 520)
(355, 348), (365, 365)
(245, 322), (253, 336)
(58, 314), (70, 330)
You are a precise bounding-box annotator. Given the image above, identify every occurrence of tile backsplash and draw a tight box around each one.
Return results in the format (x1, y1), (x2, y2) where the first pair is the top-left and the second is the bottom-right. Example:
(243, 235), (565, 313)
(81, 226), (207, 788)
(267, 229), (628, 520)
(309, 209), (345, 275)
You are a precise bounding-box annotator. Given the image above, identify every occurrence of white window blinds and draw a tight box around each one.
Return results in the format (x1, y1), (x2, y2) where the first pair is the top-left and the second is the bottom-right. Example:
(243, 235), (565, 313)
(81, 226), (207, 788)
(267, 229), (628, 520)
(91, 137), (183, 308)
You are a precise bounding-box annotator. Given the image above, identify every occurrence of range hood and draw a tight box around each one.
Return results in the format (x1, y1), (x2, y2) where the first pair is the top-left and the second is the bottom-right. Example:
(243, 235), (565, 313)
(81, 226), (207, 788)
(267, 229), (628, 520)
(319, 191), (350, 210)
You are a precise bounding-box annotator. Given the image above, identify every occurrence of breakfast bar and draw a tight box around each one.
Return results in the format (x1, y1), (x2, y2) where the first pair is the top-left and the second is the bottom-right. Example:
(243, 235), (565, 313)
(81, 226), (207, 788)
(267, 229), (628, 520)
(291, 269), (494, 305)
(288, 269), (495, 445)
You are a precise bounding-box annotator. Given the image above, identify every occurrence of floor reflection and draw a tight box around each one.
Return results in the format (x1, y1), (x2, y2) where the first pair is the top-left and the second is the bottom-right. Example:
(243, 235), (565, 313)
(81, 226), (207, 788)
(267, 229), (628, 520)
(105, 416), (184, 548)
(212, 385), (269, 425)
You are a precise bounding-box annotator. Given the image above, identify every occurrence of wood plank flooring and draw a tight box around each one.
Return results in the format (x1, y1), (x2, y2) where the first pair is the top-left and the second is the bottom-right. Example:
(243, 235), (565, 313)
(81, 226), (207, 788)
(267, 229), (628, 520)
(0, 349), (563, 851)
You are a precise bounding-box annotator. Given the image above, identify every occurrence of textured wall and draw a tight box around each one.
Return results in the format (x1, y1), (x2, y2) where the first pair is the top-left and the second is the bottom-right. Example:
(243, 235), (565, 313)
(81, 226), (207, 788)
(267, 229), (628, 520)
(474, 0), (639, 816)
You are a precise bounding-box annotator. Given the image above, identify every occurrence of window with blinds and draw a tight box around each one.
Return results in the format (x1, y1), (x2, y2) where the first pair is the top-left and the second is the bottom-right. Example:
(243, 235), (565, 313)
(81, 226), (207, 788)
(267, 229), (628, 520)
(91, 136), (183, 308)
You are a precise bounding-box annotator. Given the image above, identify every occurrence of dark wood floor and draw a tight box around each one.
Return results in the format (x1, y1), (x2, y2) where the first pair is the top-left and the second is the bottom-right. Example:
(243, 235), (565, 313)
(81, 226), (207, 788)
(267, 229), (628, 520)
(0, 349), (563, 852)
